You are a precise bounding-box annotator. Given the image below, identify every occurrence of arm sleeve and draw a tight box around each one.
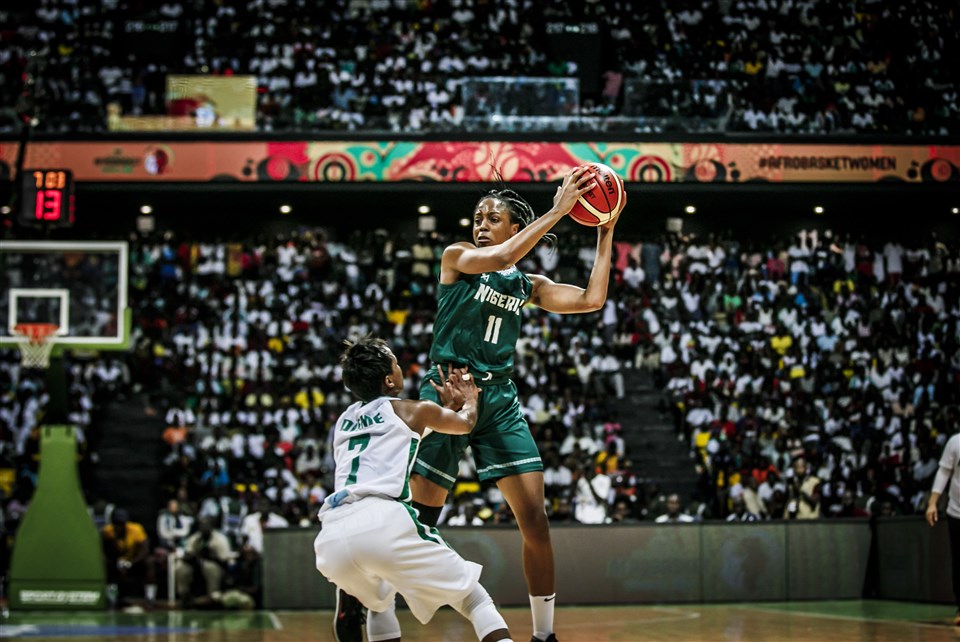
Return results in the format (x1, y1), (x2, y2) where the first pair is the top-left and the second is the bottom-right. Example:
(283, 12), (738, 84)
(932, 436), (959, 494)
(933, 467), (952, 495)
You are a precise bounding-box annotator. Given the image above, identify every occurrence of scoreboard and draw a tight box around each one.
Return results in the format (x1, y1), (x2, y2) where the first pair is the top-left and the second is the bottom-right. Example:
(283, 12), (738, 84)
(18, 169), (75, 227)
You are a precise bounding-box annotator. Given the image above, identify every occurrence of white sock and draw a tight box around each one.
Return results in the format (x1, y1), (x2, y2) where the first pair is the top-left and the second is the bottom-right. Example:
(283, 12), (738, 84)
(530, 594), (555, 640)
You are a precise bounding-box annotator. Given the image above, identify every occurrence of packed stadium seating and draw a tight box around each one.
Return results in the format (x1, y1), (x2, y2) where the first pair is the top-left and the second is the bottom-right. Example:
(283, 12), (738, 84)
(1, 0), (958, 617)
(2, 0), (957, 133)
(3, 225), (957, 538)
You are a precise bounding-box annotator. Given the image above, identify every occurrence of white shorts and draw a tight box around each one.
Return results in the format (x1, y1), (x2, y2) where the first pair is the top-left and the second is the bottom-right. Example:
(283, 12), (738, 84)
(314, 497), (482, 624)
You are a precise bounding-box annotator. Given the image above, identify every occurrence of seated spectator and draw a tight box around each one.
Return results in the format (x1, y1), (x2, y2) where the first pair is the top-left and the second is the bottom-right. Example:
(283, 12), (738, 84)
(240, 499), (289, 555)
(655, 494), (695, 524)
(726, 496), (760, 522)
(102, 509), (157, 607)
(446, 500), (485, 527)
(610, 500), (640, 524)
(175, 517), (234, 606)
(157, 498), (193, 550)
(831, 490), (870, 518)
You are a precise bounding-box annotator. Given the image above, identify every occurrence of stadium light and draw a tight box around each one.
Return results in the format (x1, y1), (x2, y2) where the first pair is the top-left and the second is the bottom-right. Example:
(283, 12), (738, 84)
(814, 206), (824, 214)
(418, 205), (431, 214)
(0, 205), (10, 215)
(952, 207), (959, 215)
(685, 205), (696, 214)
(459, 218), (470, 227)
(140, 205), (153, 214)
(279, 204), (292, 214)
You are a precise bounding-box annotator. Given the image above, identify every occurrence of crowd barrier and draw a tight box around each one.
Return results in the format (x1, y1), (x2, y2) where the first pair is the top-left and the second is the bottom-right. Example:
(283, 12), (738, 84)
(259, 518), (948, 609)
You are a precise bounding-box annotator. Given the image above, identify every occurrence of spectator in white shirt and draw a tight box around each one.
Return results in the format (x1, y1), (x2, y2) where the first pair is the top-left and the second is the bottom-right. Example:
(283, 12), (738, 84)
(655, 494), (695, 523)
(927, 432), (960, 624)
(240, 500), (290, 554)
(157, 499), (193, 550)
(574, 466), (611, 524)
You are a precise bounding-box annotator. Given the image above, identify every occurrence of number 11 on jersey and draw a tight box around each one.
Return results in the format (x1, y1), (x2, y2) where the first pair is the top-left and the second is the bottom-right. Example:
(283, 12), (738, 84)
(484, 315), (502, 344)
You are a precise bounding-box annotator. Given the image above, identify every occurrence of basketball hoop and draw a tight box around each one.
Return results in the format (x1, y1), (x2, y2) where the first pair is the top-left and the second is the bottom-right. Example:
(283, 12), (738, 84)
(12, 323), (60, 369)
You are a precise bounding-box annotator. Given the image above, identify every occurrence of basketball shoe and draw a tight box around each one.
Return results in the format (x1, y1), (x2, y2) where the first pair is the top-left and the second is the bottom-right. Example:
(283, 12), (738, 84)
(531, 635), (559, 642)
(333, 589), (364, 642)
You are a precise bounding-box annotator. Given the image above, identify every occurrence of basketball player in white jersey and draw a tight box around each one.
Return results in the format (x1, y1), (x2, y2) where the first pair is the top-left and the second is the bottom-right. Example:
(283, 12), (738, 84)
(315, 337), (514, 642)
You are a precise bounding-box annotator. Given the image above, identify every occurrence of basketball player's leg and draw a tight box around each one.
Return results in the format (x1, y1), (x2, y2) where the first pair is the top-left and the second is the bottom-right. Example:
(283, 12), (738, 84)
(410, 473), (449, 525)
(450, 584), (512, 642)
(497, 473), (557, 642)
(468, 381), (555, 640)
(411, 374), (469, 525)
(315, 514), (397, 642)
(366, 602), (401, 642)
(497, 472), (553, 593)
(374, 501), (512, 642)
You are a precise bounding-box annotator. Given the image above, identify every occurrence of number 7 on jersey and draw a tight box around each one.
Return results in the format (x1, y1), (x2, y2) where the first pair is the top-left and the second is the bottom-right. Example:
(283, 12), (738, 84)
(345, 435), (371, 485)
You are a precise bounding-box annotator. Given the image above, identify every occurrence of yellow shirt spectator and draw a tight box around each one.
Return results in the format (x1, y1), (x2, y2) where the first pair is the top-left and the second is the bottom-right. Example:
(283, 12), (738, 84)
(771, 334), (793, 355)
(102, 521), (148, 562)
(294, 388), (325, 409)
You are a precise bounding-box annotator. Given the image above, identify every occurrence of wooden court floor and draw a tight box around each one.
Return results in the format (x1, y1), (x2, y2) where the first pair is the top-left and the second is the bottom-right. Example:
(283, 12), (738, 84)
(1, 601), (957, 641)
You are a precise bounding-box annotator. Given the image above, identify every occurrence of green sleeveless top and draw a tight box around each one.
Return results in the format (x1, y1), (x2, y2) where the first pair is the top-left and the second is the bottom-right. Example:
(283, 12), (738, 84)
(430, 267), (531, 378)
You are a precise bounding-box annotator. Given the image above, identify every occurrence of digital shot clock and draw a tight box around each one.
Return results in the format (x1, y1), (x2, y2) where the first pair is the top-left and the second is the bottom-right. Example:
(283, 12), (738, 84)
(18, 169), (75, 227)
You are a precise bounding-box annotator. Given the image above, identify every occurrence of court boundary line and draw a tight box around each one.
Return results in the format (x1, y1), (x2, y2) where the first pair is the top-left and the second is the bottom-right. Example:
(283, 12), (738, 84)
(733, 604), (949, 629)
(522, 605), (702, 629)
(268, 612), (283, 630)
(639, 607), (702, 625)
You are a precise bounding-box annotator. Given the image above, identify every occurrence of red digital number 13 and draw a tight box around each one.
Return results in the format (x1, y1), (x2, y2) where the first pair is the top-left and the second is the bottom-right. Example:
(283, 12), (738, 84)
(34, 189), (62, 221)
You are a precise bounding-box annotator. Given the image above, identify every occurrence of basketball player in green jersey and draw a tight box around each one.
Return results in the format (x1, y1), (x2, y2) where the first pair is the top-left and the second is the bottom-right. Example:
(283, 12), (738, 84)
(412, 165), (618, 642)
(334, 166), (619, 642)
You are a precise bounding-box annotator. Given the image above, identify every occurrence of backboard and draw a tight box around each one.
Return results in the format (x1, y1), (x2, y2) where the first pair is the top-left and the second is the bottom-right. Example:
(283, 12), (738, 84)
(0, 241), (130, 350)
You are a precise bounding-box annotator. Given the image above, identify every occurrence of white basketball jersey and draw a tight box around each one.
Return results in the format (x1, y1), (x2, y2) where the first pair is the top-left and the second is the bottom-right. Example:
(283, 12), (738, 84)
(329, 397), (420, 505)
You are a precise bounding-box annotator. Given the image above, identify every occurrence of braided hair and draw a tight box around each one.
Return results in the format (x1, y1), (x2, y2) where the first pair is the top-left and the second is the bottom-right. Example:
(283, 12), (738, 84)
(479, 167), (557, 249)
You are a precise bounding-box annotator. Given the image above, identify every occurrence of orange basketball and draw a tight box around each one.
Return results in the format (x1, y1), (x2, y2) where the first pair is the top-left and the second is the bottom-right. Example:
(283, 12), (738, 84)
(568, 163), (626, 227)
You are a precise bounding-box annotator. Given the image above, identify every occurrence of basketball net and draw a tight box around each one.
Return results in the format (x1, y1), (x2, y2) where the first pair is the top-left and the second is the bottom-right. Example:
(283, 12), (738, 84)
(12, 323), (60, 369)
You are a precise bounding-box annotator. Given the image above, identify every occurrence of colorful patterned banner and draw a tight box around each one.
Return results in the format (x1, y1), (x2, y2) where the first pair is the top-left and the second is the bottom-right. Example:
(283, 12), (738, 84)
(1, 141), (957, 184)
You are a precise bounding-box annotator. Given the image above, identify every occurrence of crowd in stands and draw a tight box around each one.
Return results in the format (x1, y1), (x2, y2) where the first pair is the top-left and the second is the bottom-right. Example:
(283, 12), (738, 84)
(2, 0), (957, 134)
(1, 218), (959, 604)
(651, 229), (960, 521)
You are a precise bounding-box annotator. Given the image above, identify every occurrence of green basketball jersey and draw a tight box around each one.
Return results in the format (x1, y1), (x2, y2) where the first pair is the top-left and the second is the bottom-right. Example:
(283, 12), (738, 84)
(430, 267), (531, 377)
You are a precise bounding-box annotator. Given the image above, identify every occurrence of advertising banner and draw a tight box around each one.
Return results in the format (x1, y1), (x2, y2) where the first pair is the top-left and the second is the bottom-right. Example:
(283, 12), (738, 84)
(1, 141), (957, 184)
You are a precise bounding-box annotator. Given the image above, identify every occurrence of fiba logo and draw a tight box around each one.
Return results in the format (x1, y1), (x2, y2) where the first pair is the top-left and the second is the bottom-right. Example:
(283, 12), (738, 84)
(144, 147), (172, 176)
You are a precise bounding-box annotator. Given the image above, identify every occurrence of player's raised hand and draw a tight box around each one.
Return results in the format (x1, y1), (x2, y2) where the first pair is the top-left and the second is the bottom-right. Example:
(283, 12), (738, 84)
(553, 166), (596, 215)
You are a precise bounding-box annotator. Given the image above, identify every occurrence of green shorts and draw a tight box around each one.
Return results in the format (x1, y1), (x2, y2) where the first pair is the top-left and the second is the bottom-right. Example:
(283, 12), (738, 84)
(412, 373), (543, 489)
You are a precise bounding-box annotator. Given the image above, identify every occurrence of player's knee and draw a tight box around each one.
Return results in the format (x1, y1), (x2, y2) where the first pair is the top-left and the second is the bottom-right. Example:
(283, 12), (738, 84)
(454, 585), (508, 640)
(515, 504), (550, 538)
(457, 584), (492, 615)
